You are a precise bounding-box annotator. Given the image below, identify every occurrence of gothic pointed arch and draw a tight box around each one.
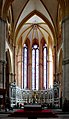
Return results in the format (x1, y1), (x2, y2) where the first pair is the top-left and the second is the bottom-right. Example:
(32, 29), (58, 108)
(15, 10), (55, 43)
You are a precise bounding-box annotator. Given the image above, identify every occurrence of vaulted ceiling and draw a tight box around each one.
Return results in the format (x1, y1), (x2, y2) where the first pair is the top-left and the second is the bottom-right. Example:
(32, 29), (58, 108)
(2, 0), (58, 27)
(0, 0), (63, 47)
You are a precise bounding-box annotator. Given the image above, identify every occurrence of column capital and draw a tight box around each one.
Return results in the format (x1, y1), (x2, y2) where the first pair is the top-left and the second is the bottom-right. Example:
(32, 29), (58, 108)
(0, 60), (6, 64)
(0, 17), (6, 23)
(62, 16), (69, 24)
(63, 58), (69, 65)
(58, 0), (69, 19)
(61, 0), (69, 19)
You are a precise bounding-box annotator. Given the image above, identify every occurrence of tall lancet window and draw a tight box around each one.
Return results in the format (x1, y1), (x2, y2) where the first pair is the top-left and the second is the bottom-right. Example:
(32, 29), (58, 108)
(23, 44), (28, 89)
(32, 45), (39, 90)
(43, 44), (47, 89)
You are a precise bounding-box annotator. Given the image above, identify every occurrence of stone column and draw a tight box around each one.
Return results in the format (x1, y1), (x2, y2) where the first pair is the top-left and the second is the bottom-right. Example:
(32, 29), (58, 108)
(28, 46), (32, 90)
(47, 55), (53, 89)
(47, 36), (53, 89)
(39, 45), (43, 90)
(62, 1), (69, 101)
(0, 18), (6, 89)
(13, 45), (16, 83)
(17, 49), (22, 88)
(62, 17), (69, 100)
(42, 49), (44, 89)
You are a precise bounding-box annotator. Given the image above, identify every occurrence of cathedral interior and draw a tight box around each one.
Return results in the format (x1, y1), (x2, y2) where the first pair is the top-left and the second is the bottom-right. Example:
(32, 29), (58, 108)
(0, 0), (69, 109)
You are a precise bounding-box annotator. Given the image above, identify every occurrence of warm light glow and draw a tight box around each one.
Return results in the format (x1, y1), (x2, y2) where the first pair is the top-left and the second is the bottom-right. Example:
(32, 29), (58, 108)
(48, 48), (53, 89)
(26, 15), (45, 23)
(49, 61), (53, 88)
(6, 41), (13, 72)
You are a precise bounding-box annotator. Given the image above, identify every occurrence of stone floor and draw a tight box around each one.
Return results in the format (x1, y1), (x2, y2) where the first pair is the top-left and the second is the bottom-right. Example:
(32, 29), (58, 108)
(0, 109), (69, 119)
(0, 114), (69, 119)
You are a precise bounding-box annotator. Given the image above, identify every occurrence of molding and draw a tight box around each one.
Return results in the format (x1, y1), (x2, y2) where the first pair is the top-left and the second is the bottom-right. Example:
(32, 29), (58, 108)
(62, 16), (69, 24)
(62, 58), (69, 65)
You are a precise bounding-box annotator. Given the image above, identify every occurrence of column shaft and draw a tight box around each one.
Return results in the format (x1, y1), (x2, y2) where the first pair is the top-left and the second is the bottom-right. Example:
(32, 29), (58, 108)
(0, 18), (6, 89)
(39, 46), (43, 90)
(62, 16), (69, 100)
(28, 47), (32, 90)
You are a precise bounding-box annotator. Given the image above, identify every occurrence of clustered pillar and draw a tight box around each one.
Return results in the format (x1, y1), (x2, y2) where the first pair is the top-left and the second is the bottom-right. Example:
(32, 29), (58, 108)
(62, 1), (69, 101)
(28, 46), (32, 89)
(39, 45), (43, 90)
(62, 16), (69, 101)
(0, 18), (6, 89)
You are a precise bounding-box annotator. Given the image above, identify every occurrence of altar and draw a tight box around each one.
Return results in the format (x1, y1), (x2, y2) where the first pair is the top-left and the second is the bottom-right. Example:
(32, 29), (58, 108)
(8, 104), (58, 119)
(24, 104), (42, 111)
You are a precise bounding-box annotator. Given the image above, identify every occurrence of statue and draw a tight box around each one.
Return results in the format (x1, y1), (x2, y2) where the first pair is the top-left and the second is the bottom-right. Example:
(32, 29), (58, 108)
(32, 91), (37, 103)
